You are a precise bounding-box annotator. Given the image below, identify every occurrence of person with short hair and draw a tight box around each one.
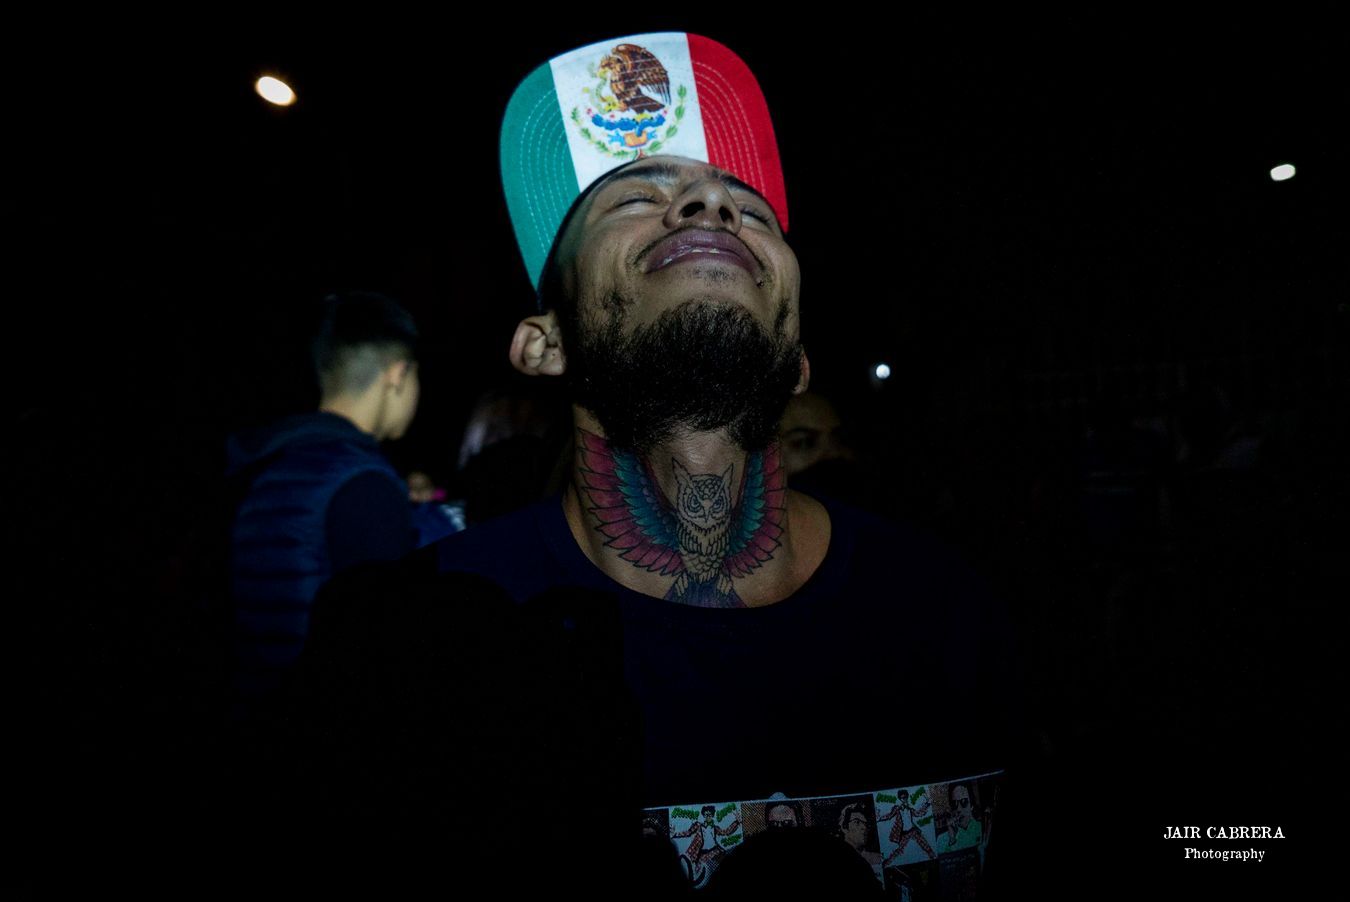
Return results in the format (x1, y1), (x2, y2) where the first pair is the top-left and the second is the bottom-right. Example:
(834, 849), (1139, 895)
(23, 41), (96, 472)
(226, 290), (421, 714)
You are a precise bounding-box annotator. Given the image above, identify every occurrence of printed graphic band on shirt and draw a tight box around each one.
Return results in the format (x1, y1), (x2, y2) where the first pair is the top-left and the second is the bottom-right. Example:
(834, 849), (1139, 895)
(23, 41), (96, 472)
(649, 771), (1003, 891)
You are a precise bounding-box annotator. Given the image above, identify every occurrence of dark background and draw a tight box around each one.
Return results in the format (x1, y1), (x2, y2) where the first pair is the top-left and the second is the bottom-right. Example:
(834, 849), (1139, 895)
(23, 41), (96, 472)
(17, 16), (1344, 895)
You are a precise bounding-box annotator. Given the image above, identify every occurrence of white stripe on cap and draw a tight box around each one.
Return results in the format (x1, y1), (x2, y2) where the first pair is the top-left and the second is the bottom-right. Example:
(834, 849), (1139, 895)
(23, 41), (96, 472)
(549, 32), (709, 193)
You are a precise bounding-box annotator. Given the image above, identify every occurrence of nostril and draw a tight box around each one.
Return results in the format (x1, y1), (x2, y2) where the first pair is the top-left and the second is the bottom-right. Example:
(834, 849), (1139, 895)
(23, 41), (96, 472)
(719, 206), (734, 224)
(680, 201), (704, 218)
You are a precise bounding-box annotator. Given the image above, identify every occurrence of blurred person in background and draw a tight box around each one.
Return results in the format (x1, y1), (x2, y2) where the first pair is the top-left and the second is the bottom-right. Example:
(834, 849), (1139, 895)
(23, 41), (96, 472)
(224, 291), (421, 718)
(778, 391), (852, 476)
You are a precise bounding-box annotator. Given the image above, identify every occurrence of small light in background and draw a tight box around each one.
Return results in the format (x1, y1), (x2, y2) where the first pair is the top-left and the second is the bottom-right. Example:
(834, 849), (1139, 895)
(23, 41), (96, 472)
(1269, 163), (1295, 182)
(874, 363), (892, 380)
(255, 75), (296, 107)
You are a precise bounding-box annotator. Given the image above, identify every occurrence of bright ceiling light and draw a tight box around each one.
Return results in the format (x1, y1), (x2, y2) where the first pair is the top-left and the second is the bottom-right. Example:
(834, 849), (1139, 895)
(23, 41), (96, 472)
(255, 76), (296, 107)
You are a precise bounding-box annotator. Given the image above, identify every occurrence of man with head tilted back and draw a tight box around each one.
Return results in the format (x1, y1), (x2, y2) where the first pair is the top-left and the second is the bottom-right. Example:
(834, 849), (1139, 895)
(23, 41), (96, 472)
(436, 32), (1013, 892)
(510, 152), (826, 609)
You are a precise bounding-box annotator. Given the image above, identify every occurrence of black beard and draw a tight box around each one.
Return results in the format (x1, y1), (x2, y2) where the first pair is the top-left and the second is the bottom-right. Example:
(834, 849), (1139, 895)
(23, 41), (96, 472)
(567, 297), (802, 456)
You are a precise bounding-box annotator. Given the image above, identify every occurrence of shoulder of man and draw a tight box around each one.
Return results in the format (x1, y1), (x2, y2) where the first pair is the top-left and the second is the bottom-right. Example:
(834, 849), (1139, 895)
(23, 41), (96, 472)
(226, 411), (380, 477)
(432, 496), (570, 602)
(325, 470), (416, 572)
(812, 491), (1021, 743)
(811, 492), (997, 602)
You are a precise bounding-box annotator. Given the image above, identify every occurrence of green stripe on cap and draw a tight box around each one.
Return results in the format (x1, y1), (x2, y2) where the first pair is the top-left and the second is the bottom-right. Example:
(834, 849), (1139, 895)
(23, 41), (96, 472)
(501, 62), (578, 290)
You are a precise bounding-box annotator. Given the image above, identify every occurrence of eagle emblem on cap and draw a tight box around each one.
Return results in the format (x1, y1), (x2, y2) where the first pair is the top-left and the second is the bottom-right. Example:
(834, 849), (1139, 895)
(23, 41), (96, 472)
(598, 44), (670, 112)
(571, 43), (687, 160)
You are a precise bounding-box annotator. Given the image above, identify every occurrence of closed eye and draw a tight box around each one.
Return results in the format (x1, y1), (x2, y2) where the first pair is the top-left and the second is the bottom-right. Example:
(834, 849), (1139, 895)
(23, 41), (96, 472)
(614, 195), (660, 209)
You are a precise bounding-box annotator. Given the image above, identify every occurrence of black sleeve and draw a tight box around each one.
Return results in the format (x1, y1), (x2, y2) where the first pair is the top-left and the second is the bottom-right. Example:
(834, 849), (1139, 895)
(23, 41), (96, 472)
(325, 471), (417, 573)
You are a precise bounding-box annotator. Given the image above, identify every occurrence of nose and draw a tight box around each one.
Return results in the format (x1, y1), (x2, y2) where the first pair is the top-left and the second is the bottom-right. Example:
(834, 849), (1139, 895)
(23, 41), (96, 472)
(663, 177), (742, 232)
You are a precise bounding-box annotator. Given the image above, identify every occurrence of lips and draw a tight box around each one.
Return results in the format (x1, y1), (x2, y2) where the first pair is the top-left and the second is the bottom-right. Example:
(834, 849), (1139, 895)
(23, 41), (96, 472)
(643, 229), (761, 277)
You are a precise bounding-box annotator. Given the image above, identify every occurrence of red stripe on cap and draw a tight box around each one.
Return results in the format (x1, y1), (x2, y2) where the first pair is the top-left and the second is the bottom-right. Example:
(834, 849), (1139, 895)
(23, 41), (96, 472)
(687, 34), (789, 232)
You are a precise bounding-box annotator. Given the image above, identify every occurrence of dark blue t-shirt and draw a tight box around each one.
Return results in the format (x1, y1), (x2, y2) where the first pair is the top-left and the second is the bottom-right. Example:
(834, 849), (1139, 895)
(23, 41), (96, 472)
(435, 494), (1013, 810)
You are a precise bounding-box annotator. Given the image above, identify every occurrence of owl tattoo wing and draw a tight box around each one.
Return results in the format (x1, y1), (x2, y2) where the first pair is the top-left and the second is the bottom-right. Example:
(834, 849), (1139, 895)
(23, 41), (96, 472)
(722, 448), (787, 578)
(575, 430), (788, 594)
(576, 429), (685, 576)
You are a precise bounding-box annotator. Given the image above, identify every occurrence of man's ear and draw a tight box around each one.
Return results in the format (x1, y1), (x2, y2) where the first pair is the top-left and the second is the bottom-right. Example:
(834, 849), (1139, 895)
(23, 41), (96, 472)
(509, 311), (567, 377)
(382, 360), (414, 392)
(793, 348), (812, 395)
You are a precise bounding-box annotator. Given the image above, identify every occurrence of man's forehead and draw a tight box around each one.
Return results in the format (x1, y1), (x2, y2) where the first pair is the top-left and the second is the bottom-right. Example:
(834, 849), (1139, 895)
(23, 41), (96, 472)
(588, 156), (770, 205)
(555, 155), (776, 251)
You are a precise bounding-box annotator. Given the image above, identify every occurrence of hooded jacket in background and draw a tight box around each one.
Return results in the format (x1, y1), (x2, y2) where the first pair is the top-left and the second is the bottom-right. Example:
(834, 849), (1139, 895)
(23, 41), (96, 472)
(226, 411), (414, 709)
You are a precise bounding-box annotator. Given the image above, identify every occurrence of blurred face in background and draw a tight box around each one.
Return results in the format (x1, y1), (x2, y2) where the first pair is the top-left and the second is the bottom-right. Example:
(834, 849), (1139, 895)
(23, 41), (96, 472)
(778, 392), (851, 475)
(377, 361), (420, 441)
(407, 471), (435, 503)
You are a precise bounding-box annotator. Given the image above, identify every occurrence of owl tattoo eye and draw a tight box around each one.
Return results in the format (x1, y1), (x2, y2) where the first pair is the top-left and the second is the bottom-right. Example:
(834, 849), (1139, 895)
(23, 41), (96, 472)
(677, 470), (732, 524)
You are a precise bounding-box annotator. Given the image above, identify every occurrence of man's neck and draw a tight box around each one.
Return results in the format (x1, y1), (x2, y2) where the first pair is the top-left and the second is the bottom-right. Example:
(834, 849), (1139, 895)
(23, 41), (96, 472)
(320, 396), (378, 438)
(562, 409), (830, 608)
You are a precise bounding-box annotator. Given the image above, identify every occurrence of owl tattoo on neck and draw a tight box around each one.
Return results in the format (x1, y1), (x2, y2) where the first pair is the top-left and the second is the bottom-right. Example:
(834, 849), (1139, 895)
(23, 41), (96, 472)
(575, 429), (786, 608)
(672, 460), (735, 600)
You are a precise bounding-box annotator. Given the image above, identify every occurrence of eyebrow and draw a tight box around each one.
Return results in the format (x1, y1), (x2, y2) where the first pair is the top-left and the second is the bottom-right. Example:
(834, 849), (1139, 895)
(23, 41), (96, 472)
(594, 160), (773, 208)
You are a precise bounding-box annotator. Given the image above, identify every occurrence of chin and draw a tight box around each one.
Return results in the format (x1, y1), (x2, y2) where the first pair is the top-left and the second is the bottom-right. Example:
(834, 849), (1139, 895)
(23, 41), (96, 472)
(655, 290), (769, 321)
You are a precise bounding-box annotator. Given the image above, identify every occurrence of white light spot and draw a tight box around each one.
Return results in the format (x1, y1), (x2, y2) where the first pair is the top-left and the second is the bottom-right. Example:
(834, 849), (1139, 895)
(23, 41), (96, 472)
(1270, 163), (1295, 182)
(874, 363), (892, 380)
(255, 76), (296, 107)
